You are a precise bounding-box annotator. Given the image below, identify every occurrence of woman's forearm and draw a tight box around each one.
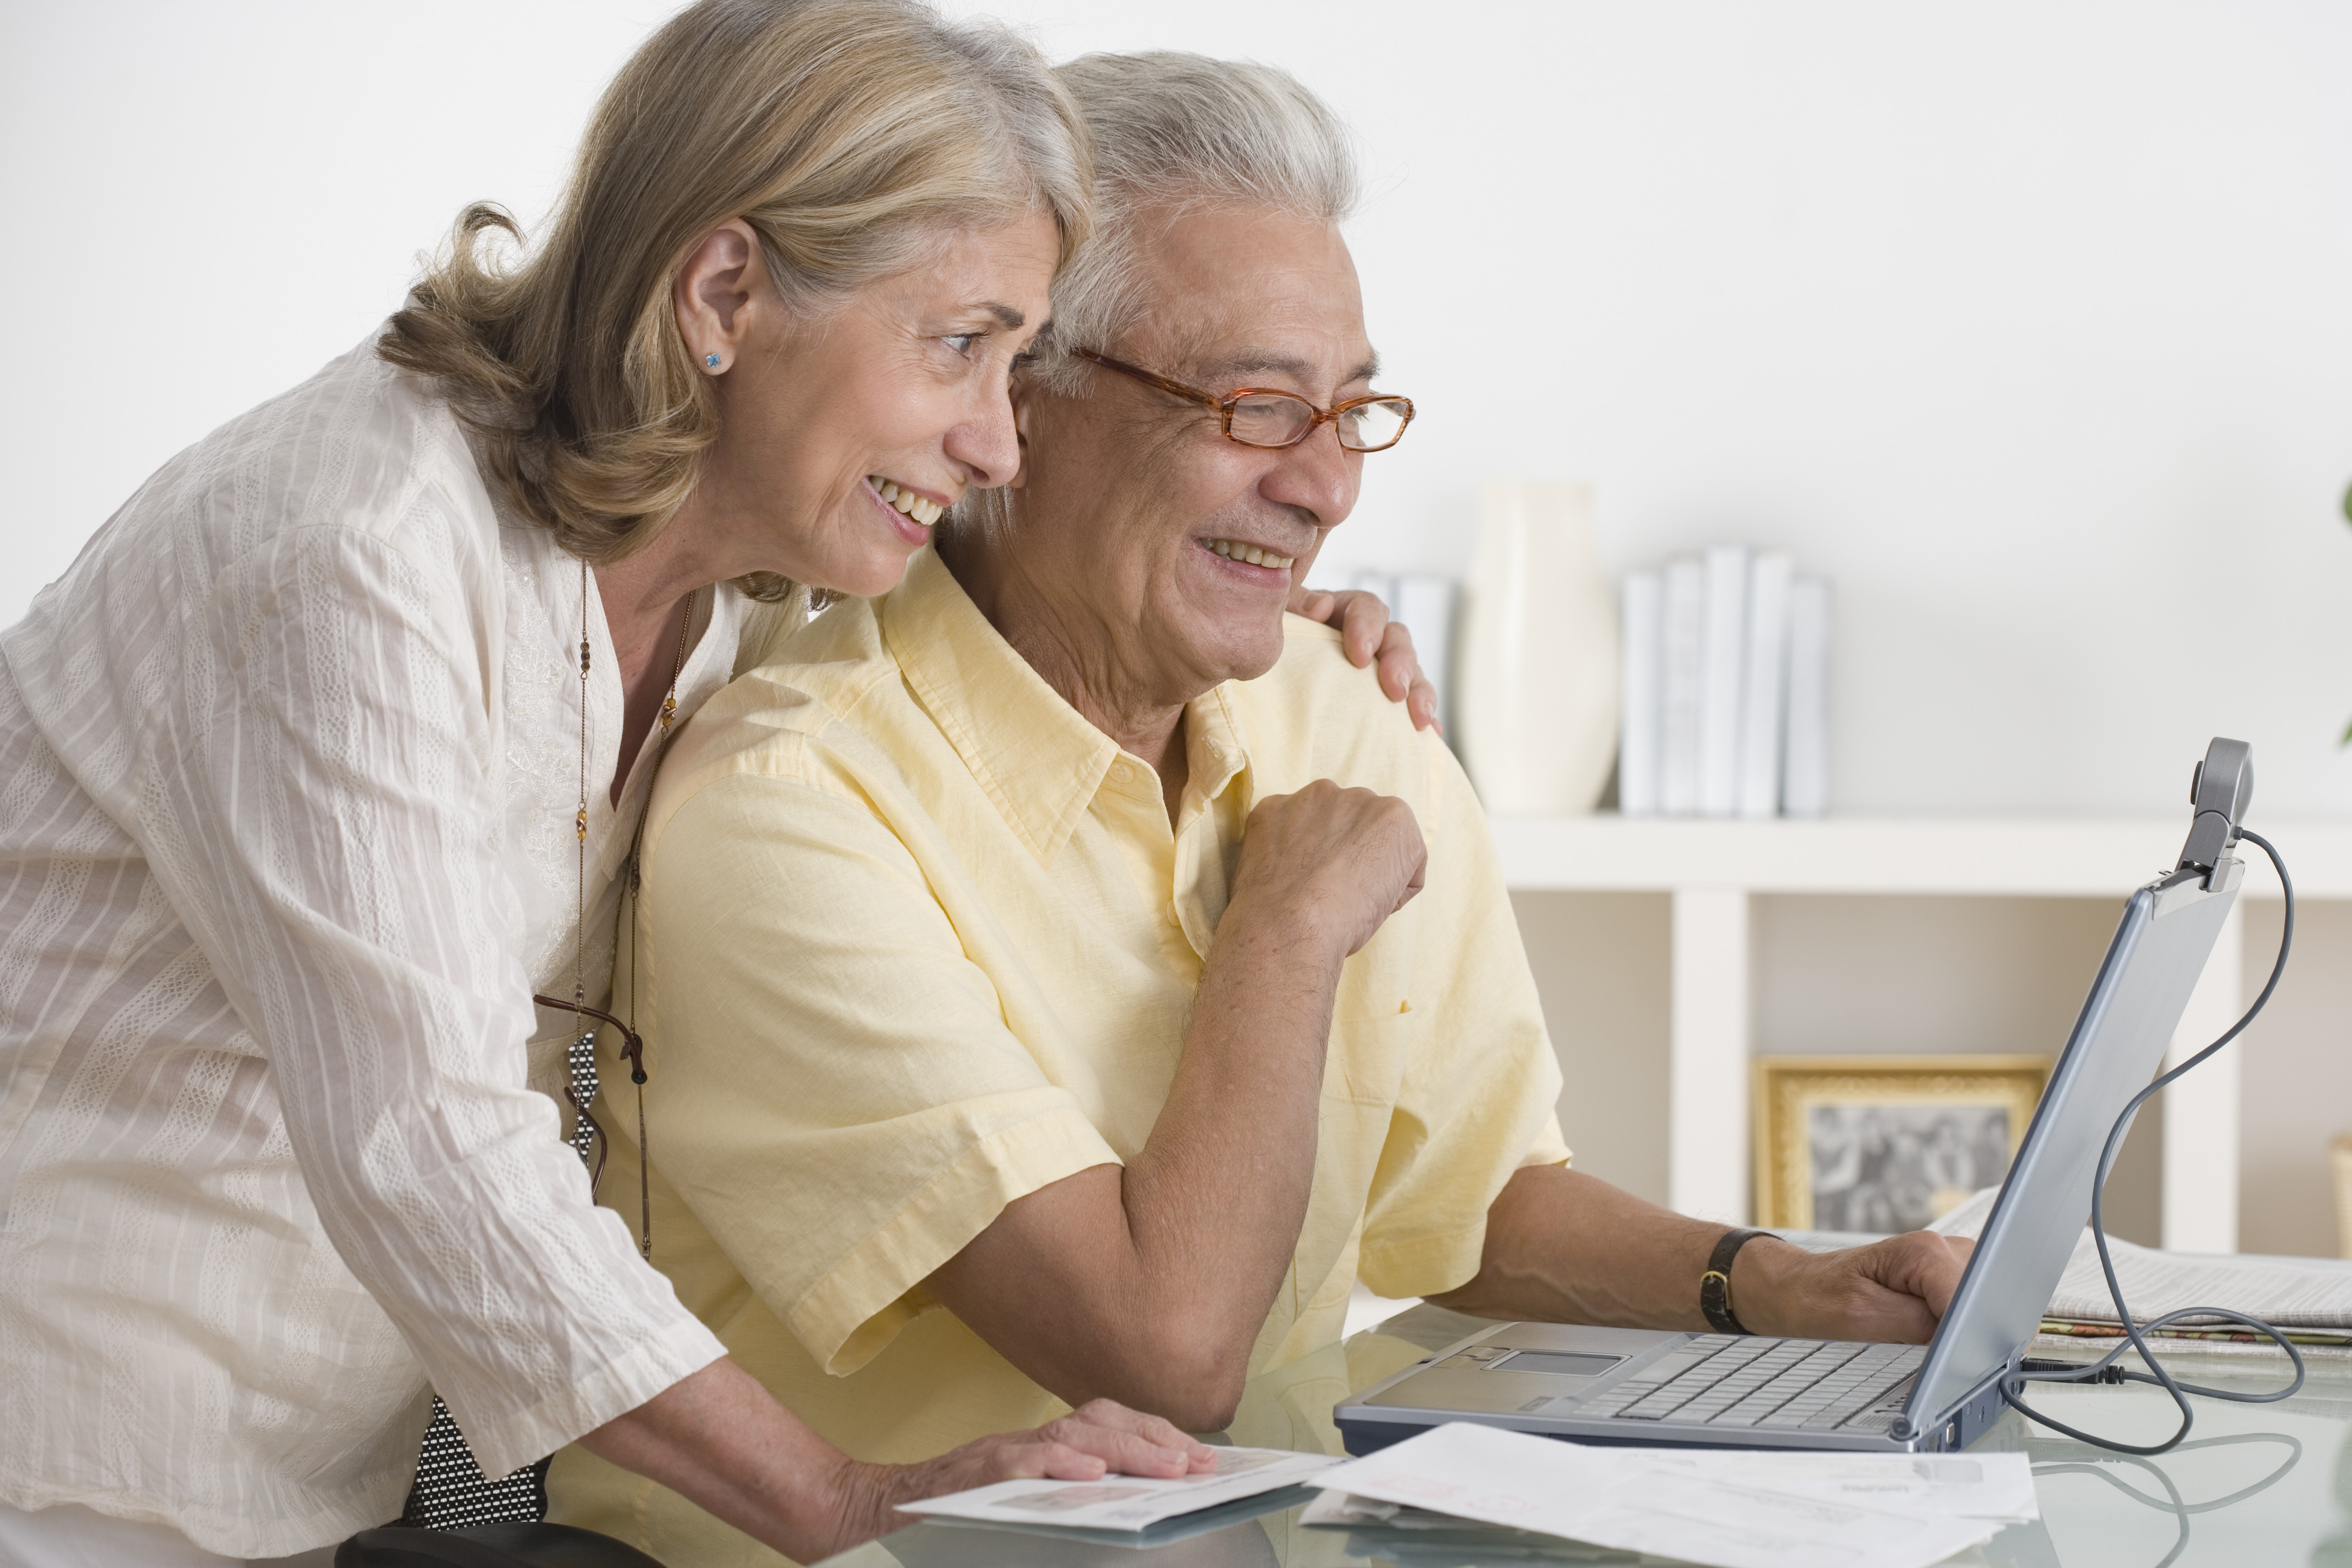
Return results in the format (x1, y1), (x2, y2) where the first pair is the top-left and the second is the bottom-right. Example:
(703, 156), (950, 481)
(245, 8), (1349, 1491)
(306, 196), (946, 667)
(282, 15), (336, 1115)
(578, 1359), (871, 1561)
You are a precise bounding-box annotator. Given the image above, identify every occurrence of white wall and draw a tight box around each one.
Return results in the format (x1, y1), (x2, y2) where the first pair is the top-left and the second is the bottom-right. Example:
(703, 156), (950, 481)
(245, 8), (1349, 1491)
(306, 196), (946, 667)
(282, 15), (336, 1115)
(7, 1), (2352, 816)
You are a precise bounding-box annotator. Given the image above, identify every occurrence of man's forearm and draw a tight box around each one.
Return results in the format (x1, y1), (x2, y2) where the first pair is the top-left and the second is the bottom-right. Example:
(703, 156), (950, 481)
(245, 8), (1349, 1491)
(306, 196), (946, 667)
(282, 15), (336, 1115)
(924, 895), (1344, 1427)
(1430, 1164), (1970, 1345)
(1427, 1165), (1743, 1329)
(924, 779), (1426, 1428)
(1116, 897), (1343, 1353)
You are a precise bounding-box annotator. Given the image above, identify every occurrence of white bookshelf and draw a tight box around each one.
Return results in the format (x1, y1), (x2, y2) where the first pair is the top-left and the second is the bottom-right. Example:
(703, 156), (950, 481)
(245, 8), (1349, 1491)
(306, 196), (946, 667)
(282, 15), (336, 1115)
(1489, 815), (2352, 1249)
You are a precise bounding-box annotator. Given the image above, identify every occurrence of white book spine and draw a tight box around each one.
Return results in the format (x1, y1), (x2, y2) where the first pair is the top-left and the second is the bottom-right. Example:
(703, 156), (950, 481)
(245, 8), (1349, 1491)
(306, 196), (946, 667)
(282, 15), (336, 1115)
(1695, 544), (1749, 818)
(1659, 558), (1705, 817)
(1392, 574), (1457, 732)
(1782, 576), (1832, 818)
(1735, 552), (1793, 819)
(1617, 571), (1663, 816)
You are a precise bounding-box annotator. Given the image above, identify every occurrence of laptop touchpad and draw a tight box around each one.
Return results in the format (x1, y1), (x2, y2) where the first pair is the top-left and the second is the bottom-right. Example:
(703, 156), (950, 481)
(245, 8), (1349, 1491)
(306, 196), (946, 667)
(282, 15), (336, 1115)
(1491, 1351), (1623, 1376)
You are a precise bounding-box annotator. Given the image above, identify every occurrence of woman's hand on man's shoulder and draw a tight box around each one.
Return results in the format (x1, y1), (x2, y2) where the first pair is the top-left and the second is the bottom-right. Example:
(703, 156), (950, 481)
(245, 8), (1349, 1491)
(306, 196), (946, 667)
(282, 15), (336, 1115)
(1289, 585), (1440, 733)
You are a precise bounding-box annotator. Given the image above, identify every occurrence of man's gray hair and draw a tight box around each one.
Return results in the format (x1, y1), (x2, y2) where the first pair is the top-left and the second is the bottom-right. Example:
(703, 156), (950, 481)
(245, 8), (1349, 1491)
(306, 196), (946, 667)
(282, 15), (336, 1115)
(1032, 51), (1361, 393)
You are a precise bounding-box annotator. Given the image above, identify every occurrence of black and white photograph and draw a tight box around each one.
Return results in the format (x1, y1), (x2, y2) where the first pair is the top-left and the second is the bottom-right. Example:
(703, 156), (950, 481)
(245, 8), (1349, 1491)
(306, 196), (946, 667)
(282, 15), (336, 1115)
(1755, 1056), (2052, 1232)
(1805, 1104), (2016, 1234)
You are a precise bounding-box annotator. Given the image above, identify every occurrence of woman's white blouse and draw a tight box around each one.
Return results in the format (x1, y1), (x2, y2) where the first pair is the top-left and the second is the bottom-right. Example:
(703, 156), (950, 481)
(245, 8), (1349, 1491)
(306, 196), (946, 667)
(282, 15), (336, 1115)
(0, 337), (767, 1556)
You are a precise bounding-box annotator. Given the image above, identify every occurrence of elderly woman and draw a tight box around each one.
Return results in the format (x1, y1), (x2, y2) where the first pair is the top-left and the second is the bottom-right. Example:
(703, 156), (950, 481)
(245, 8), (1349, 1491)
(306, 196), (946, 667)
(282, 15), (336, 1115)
(561, 49), (1970, 1565)
(0, 6), (1432, 1564)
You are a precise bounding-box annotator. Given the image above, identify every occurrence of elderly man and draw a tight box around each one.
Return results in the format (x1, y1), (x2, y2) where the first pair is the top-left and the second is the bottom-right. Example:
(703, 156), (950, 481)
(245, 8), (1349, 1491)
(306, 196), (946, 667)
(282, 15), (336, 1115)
(547, 51), (1968, 1564)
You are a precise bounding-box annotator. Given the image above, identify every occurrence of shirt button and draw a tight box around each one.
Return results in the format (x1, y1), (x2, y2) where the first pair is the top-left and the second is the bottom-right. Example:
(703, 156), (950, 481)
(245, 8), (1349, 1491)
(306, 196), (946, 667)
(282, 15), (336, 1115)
(1110, 761), (1133, 784)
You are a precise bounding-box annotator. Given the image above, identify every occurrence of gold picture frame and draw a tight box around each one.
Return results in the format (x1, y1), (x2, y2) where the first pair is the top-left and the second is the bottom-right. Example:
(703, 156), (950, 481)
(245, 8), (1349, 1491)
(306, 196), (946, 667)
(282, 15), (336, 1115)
(1754, 1055), (2052, 1232)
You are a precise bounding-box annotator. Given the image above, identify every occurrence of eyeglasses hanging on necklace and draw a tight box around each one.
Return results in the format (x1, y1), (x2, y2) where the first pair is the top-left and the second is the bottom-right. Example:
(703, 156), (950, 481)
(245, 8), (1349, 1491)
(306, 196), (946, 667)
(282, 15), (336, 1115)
(533, 559), (694, 1261)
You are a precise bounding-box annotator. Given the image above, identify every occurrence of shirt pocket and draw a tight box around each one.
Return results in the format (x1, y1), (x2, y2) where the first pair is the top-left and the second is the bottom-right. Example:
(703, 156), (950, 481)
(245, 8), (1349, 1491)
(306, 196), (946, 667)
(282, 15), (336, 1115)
(1321, 994), (1415, 1110)
(1330, 892), (1418, 1018)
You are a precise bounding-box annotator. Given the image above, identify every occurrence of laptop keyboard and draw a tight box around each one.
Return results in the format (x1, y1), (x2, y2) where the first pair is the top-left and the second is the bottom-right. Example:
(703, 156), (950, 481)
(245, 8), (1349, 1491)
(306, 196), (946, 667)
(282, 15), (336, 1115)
(1564, 1335), (1927, 1433)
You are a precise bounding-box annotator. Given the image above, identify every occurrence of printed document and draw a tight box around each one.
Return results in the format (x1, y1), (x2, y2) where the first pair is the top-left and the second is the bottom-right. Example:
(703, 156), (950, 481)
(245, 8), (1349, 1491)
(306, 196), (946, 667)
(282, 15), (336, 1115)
(1310, 1422), (2035, 1568)
(895, 1446), (1337, 1531)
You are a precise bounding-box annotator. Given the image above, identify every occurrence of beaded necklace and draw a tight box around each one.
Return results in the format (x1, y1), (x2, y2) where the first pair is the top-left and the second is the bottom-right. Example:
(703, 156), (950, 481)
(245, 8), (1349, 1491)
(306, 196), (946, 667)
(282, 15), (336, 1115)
(530, 558), (691, 1258)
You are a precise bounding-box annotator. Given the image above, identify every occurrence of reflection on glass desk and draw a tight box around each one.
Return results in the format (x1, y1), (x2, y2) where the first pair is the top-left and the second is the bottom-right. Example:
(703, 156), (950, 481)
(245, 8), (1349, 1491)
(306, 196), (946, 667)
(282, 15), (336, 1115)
(815, 1302), (2352, 1568)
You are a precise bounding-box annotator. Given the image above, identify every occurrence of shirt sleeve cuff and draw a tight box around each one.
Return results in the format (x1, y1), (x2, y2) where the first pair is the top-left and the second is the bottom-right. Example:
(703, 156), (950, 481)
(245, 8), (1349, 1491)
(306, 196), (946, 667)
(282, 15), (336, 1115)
(793, 1109), (1122, 1377)
(1356, 1114), (1576, 1302)
(447, 1313), (729, 1480)
(1356, 1228), (1489, 1303)
(1520, 1109), (1574, 1170)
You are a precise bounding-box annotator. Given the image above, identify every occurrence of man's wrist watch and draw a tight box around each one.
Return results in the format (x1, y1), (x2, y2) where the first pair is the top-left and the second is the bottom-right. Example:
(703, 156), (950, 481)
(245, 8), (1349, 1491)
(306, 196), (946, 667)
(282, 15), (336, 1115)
(1698, 1228), (1774, 1335)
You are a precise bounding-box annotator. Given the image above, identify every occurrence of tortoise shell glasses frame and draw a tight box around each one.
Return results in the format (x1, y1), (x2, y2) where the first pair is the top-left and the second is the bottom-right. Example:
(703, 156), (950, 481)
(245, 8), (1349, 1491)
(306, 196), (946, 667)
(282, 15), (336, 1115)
(1070, 347), (1416, 453)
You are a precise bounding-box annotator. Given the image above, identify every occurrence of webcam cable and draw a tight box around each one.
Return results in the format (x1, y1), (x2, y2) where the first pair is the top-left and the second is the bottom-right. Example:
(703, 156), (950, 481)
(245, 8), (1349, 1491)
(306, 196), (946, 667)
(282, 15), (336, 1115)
(1995, 826), (2304, 1456)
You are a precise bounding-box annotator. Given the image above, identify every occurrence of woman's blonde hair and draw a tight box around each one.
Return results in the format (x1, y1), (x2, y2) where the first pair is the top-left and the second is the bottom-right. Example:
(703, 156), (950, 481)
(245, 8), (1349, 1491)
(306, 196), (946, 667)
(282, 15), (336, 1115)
(380, 0), (1090, 600)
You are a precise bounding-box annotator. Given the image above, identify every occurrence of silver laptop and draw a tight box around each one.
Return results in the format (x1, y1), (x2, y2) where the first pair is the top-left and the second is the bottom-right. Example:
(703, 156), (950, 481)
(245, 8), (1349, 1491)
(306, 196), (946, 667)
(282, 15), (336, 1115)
(1337, 740), (2253, 1457)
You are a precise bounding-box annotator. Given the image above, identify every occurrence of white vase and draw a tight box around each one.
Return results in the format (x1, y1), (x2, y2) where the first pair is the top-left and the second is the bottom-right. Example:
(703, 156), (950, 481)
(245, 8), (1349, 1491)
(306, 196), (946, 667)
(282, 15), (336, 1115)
(1455, 481), (1621, 815)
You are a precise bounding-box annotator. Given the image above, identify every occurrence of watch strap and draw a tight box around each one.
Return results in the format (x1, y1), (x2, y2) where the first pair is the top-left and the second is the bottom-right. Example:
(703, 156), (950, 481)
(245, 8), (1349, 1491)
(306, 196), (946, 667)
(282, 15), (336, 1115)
(1699, 1227), (1773, 1335)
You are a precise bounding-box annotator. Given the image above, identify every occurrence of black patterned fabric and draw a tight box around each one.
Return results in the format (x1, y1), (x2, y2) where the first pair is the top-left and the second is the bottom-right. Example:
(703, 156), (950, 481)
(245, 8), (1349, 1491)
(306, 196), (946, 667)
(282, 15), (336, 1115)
(397, 1030), (601, 1529)
(567, 1027), (601, 1165)
(398, 1396), (551, 1528)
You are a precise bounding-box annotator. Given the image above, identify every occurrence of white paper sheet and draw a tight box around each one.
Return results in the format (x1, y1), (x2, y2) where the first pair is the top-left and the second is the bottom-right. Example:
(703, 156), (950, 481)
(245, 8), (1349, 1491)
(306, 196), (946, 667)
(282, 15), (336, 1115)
(1300, 1491), (1649, 1562)
(1311, 1423), (2034, 1568)
(1625, 1447), (2037, 1521)
(894, 1446), (1337, 1531)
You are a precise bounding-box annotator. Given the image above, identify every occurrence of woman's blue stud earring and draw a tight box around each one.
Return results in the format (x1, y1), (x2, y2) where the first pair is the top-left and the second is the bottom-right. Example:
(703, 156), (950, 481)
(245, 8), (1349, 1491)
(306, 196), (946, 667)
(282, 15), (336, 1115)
(704, 352), (722, 370)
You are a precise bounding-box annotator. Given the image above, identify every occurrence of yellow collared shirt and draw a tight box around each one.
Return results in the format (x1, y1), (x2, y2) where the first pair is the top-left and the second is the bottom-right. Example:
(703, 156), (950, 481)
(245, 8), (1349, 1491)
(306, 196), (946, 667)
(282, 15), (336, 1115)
(550, 549), (1568, 1563)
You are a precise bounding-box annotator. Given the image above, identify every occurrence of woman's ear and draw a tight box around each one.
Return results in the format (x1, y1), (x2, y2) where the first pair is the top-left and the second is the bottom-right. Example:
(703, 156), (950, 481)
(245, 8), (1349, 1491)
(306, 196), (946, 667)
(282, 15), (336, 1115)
(674, 219), (769, 374)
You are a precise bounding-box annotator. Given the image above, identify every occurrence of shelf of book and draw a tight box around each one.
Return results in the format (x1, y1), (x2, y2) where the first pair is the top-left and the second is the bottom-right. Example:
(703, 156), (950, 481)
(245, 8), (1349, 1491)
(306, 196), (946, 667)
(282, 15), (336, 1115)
(1490, 814), (2352, 899)
(1487, 814), (2352, 1254)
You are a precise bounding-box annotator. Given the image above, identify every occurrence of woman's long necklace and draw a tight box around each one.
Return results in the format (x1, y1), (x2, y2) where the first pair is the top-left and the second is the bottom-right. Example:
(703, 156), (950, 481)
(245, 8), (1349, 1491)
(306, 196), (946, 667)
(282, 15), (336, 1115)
(533, 558), (692, 1259)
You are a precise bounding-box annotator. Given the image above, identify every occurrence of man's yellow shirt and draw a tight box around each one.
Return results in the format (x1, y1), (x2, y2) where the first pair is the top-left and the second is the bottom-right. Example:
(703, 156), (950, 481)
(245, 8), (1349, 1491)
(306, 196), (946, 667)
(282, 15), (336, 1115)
(548, 549), (1569, 1564)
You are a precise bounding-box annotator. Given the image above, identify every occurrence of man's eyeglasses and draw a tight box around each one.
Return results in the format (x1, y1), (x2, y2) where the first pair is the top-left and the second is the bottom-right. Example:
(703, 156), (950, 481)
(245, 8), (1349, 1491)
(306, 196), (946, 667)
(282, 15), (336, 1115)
(1072, 348), (1415, 453)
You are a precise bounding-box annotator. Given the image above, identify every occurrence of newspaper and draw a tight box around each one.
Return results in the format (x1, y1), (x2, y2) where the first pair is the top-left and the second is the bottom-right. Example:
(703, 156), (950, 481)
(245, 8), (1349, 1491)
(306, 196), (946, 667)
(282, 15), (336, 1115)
(1929, 1184), (2352, 1356)
(2044, 1241), (2352, 1331)
(1309, 1422), (2034, 1568)
(894, 1445), (1337, 1531)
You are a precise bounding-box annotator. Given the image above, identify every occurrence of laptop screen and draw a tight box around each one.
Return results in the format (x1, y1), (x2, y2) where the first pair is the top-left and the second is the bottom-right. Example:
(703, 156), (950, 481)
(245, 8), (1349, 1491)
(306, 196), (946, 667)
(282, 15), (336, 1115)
(1905, 860), (2241, 1428)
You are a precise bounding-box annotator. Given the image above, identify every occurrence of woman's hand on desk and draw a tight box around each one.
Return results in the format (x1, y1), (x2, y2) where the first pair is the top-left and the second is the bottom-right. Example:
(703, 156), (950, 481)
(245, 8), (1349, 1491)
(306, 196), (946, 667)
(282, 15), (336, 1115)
(841, 1398), (1216, 1541)
(578, 1358), (1207, 1560)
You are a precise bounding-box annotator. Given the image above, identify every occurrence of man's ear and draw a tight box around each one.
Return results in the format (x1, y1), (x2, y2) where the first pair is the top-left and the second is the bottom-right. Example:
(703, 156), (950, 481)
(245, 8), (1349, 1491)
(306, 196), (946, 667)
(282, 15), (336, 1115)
(674, 219), (769, 374)
(1003, 367), (1043, 490)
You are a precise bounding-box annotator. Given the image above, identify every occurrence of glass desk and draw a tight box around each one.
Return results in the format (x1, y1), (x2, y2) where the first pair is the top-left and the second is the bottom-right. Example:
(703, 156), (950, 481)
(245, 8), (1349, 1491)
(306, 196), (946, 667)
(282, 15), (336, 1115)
(816, 1302), (2352, 1568)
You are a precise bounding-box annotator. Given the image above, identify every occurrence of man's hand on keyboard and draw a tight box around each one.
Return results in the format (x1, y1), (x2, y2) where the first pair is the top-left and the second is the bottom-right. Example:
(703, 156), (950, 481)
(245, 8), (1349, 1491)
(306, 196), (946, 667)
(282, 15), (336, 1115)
(1734, 1230), (1977, 1343)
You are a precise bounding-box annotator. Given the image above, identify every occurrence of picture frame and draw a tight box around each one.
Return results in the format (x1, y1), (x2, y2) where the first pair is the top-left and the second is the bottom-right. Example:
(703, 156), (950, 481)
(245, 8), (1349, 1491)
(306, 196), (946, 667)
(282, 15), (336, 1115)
(1753, 1054), (2052, 1233)
(2332, 1133), (2352, 1262)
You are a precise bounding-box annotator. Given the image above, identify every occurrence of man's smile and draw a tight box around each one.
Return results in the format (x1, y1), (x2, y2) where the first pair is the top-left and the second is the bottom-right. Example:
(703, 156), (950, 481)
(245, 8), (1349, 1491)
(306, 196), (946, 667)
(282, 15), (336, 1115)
(1204, 537), (1297, 570)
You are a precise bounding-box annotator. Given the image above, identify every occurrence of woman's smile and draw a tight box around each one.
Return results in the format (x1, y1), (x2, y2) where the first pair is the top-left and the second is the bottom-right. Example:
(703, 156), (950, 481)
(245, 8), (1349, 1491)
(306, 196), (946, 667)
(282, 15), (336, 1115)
(865, 475), (946, 546)
(676, 210), (1059, 600)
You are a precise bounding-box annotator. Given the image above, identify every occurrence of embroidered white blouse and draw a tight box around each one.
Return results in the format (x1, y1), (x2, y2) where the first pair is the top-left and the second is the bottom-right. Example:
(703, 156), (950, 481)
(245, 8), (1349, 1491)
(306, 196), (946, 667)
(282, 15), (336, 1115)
(0, 336), (770, 1556)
